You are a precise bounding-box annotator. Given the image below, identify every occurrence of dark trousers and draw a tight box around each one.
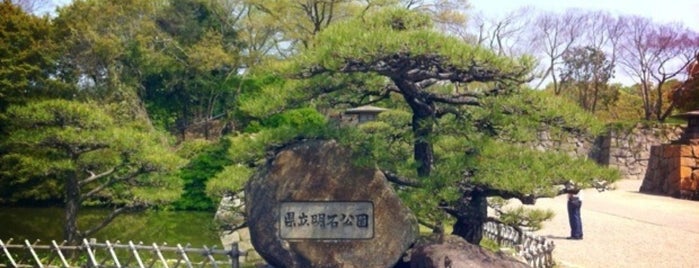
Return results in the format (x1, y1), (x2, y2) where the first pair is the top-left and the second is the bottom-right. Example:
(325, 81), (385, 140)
(567, 198), (583, 238)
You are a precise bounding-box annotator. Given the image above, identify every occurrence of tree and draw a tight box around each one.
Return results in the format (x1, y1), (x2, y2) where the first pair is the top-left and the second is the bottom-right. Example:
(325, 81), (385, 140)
(147, 0), (241, 138)
(399, 0), (469, 34)
(592, 83), (644, 122)
(464, 7), (533, 57)
(558, 46), (616, 113)
(617, 16), (699, 121)
(0, 1), (71, 113)
(0, 100), (184, 242)
(227, 0), (469, 63)
(54, 0), (243, 139)
(530, 9), (585, 92)
(52, 0), (165, 126)
(293, 8), (532, 177)
(236, 0), (367, 55)
(226, 9), (618, 245)
(578, 10), (624, 69)
(673, 54), (699, 112)
(9, 0), (41, 13)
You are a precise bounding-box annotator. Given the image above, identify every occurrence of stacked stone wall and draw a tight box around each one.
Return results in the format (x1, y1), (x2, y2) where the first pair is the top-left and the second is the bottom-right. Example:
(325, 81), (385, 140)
(601, 125), (682, 180)
(640, 144), (699, 198)
(533, 124), (682, 180)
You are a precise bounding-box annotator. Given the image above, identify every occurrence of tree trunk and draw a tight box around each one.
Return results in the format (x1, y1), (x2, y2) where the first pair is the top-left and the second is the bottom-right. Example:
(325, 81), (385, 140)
(655, 82), (665, 121)
(591, 82), (600, 113)
(64, 174), (81, 243)
(413, 113), (434, 177)
(641, 82), (652, 120)
(451, 190), (488, 244)
(393, 78), (436, 178)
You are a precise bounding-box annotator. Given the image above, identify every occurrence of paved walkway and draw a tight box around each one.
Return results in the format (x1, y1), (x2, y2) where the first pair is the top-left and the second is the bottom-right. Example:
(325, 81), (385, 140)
(528, 180), (699, 267)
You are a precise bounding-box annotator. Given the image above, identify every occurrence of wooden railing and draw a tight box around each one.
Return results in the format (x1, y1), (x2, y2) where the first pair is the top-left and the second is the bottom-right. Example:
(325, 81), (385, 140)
(0, 238), (245, 268)
(482, 222), (556, 268)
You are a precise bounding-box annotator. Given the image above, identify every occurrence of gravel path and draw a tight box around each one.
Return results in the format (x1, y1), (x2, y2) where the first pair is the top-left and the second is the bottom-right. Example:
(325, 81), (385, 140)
(528, 179), (699, 268)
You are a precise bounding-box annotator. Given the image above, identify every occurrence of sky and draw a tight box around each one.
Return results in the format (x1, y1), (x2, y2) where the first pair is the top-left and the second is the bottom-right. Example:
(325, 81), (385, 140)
(469, 0), (699, 31)
(468, 0), (699, 86)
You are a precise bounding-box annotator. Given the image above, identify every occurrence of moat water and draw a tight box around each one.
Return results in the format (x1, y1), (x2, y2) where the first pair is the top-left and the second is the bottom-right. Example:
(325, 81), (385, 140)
(0, 207), (221, 247)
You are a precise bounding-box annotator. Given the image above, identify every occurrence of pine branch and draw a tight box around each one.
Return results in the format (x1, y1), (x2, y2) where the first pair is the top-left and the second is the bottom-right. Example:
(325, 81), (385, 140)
(382, 170), (422, 187)
(82, 206), (136, 238)
(481, 187), (538, 205)
(303, 52), (528, 85)
(81, 168), (142, 200)
(426, 92), (480, 105)
(79, 168), (116, 186)
(81, 178), (114, 200)
(417, 218), (440, 231)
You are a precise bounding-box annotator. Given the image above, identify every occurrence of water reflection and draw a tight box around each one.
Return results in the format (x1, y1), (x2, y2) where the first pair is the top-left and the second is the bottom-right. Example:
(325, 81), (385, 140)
(0, 207), (221, 247)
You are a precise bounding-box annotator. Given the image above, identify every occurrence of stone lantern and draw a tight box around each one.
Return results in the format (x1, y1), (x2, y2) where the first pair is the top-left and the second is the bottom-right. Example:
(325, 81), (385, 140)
(344, 105), (387, 124)
(640, 110), (699, 199)
(673, 110), (699, 144)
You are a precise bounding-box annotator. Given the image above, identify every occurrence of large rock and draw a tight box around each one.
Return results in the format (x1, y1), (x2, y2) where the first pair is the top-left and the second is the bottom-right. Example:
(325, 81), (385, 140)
(245, 139), (419, 268)
(409, 235), (528, 268)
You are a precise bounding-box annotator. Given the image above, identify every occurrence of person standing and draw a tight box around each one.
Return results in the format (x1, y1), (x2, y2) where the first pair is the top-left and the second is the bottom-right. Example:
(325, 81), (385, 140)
(566, 186), (583, 240)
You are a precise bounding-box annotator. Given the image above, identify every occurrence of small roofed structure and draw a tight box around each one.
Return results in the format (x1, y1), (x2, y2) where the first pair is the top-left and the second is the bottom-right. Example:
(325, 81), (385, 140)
(673, 109), (699, 143)
(344, 105), (388, 124)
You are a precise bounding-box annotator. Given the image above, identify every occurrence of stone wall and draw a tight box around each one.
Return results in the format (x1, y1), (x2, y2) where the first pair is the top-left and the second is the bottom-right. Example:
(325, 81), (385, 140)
(598, 125), (682, 180)
(532, 128), (596, 158)
(213, 193), (263, 265)
(639, 145), (699, 197)
(533, 124), (682, 180)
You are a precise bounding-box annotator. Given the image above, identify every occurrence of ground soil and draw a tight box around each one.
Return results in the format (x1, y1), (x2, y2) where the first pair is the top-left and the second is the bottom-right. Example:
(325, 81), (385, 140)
(529, 179), (699, 267)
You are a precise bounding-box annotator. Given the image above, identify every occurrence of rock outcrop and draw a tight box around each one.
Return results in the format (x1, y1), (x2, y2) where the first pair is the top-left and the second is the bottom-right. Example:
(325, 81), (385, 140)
(409, 235), (529, 268)
(245, 139), (418, 268)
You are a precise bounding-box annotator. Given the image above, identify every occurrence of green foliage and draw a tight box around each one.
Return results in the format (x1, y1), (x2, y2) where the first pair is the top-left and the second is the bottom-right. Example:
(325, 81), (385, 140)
(473, 140), (619, 194)
(301, 8), (533, 74)
(329, 101), (619, 225)
(243, 8), (533, 122)
(479, 237), (500, 252)
(0, 99), (184, 205)
(594, 83), (645, 123)
(206, 164), (252, 199)
(246, 107), (328, 132)
(489, 197), (554, 231)
(558, 46), (616, 113)
(205, 108), (332, 201)
(475, 89), (607, 141)
(0, 1), (72, 112)
(53, 0), (242, 135)
(171, 139), (232, 211)
(175, 139), (215, 159)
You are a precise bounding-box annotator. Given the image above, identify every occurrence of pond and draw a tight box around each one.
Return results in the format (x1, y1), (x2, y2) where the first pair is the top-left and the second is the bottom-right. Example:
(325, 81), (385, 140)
(0, 207), (222, 247)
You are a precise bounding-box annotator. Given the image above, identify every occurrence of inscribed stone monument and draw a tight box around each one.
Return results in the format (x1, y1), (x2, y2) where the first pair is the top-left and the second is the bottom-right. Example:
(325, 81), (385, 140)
(245, 139), (418, 268)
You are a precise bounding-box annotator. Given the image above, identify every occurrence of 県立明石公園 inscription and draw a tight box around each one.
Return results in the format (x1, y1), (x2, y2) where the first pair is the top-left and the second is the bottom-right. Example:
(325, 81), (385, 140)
(279, 202), (374, 239)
